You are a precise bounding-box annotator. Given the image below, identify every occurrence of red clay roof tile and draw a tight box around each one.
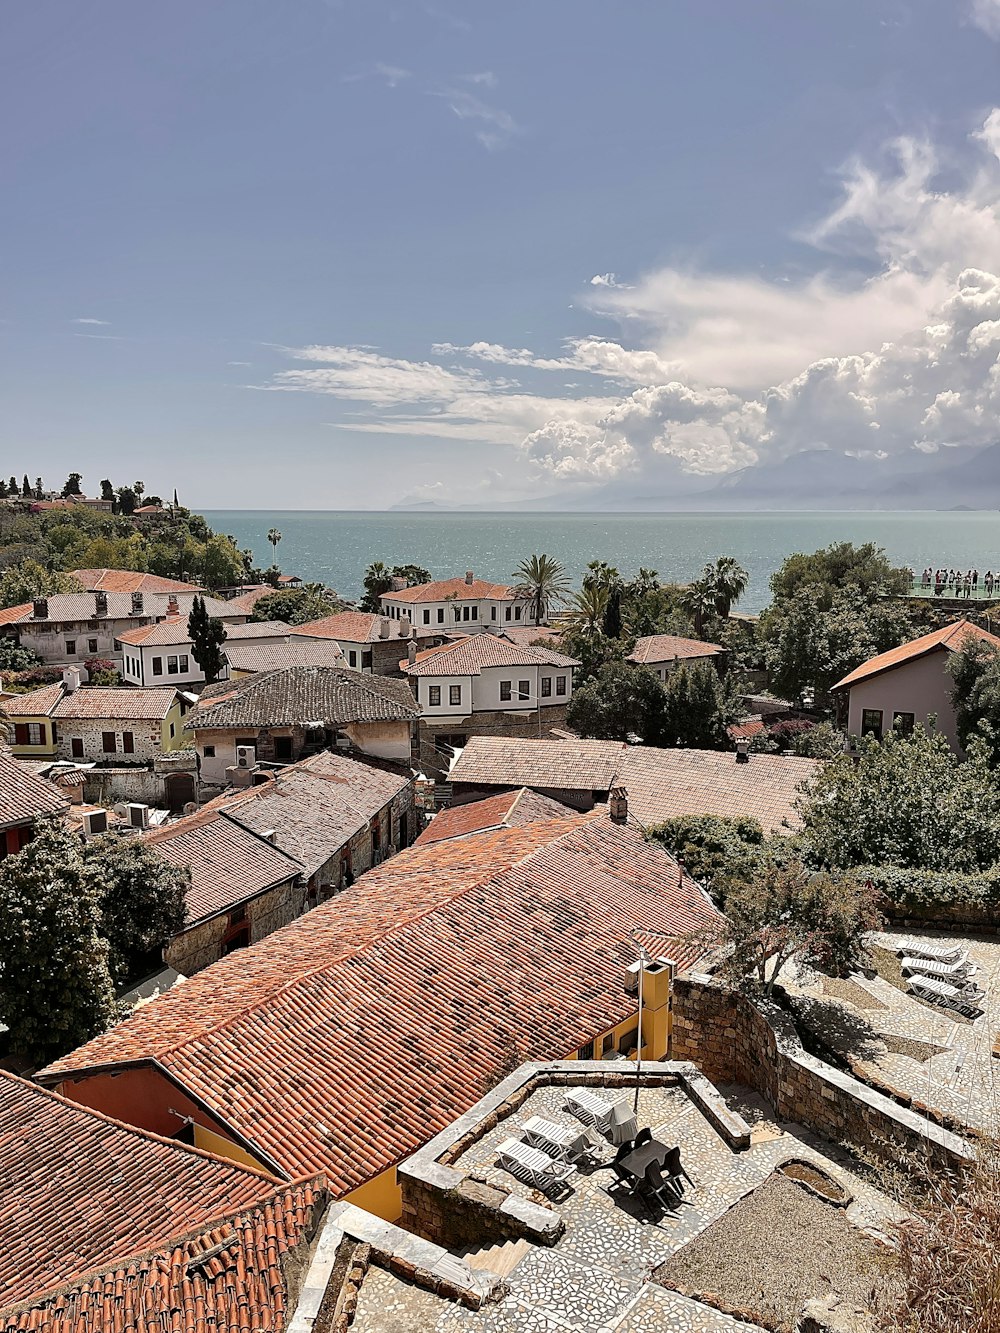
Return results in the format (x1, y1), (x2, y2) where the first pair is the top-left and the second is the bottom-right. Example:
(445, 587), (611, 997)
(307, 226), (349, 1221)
(832, 618), (1000, 691)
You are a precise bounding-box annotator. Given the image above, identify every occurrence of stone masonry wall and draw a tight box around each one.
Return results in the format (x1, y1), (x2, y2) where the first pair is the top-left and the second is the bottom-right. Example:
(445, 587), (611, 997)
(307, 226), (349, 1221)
(671, 972), (972, 1172)
(165, 877), (306, 975)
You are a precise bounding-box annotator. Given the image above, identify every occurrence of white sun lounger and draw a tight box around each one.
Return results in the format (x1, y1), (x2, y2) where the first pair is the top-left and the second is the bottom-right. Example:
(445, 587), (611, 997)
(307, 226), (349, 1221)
(909, 974), (983, 1017)
(519, 1115), (590, 1162)
(901, 955), (972, 980)
(564, 1088), (616, 1133)
(893, 938), (963, 964)
(496, 1137), (576, 1190)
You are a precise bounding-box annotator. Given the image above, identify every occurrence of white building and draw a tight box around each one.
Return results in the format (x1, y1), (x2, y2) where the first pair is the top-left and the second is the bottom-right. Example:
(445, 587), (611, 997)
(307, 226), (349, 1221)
(291, 610), (448, 674)
(117, 619), (293, 688)
(401, 634), (579, 720)
(379, 571), (538, 632)
(627, 633), (726, 682)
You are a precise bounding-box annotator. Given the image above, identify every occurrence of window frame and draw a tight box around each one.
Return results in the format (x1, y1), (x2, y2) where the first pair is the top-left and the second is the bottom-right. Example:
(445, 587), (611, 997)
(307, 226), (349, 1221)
(101, 731), (117, 754)
(152, 656), (163, 676)
(861, 708), (884, 739)
(428, 684), (441, 707)
(500, 680), (512, 701)
(449, 683), (462, 707)
(555, 675), (567, 696)
(541, 676), (552, 697)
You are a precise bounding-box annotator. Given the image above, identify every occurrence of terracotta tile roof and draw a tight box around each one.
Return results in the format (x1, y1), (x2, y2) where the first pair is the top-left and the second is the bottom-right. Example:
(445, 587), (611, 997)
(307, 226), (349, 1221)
(613, 745), (818, 834)
(0, 682), (65, 718)
(118, 619), (290, 649)
(144, 808), (303, 924)
(52, 687), (183, 721)
(449, 737), (627, 791)
(70, 569), (203, 595)
(382, 575), (518, 604)
(0, 602), (31, 626)
(627, 634), (724, 665)
(402, 634), (579, 676)
(9, 592), (238, 625)
(224, 586), (274, 615)
(201, 750), (411, 878)
(0, 1071), (286, 1308)
(41, 815), (721, 1191)
(495, 625), (563, 649)
(188, 666), (418, 731)
(727, 717), (765, 741)
(832, 618), (1000, 691)
(224, 640), (348, 674)
(415, 787), (572, 845)
(0, 748), (69, 829)
(291, 611), (434, 643)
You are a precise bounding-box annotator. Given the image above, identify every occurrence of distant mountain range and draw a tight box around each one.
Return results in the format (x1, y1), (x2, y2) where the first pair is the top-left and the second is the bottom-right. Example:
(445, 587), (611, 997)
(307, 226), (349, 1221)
(391, 441), (1000, 511)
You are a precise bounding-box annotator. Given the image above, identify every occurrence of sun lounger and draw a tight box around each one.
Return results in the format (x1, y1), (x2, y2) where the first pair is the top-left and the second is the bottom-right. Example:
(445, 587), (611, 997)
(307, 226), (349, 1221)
(564, 1088), (615, 1133)
(909, 974), (982, 1017)
(519, 1115), (591, 1162)
(893, 938), (963, 964)
(901, 955), (972, 980)
(496, 1137), (576, 1190)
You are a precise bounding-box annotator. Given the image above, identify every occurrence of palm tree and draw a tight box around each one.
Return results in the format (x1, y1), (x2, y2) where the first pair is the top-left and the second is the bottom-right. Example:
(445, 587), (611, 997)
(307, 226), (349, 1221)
(705, 556), (749, 618)
(512, 554), (571, 625)
(267, 528), (282, 559)
(679, 578), (718, 638)
(565, 584), (610, 635)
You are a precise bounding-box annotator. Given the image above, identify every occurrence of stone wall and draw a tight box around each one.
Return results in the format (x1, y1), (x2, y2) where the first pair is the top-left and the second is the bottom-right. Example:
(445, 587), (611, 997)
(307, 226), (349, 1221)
(882, 901), (1000, 935)
(82, 766), (172, 807)
(165, 876), (306, 975)
(57, 714), (165, 764)
(671, 972), (973, 1172)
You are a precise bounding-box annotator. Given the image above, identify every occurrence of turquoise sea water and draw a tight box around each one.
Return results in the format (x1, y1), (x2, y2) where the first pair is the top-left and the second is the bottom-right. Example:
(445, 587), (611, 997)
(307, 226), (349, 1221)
(201, 511), (1000, 615)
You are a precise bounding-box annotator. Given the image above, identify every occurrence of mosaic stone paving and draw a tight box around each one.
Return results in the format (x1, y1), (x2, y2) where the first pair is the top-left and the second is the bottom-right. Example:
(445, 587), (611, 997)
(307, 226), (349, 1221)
(784, 928), (1000, 1135)
(351, 1079), (901, 1332)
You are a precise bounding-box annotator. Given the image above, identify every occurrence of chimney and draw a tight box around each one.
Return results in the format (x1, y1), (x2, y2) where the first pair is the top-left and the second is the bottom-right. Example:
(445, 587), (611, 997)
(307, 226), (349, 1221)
(94, 590), (108, 616)
(261, 828), (277, 845)
(167, 594), (179, 615)
(62, 666), (82, 693)
(131, 592), (144, 616)
(32, 598), (48, 620)
(407, 640), (417, 665)
(379, 617), (391, 639)
(735, 738), (750, 764)
(465, 570), (474, 585)
(398, 615), (411, 638)
(609, 787), (628, 824)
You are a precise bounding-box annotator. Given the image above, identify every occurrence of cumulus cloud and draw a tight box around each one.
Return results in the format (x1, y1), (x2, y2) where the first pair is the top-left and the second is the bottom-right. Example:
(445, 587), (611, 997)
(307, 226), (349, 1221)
(970, 0), (1000, 36)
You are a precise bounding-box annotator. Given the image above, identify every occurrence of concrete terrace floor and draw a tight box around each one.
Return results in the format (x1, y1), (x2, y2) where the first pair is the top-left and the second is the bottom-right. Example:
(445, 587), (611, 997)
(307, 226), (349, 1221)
(784, 928), (1000, 1136)
(352, 1080), (902, 1333)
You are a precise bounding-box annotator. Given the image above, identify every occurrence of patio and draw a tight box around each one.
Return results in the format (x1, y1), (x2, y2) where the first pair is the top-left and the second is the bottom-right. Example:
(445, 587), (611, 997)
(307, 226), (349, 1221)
(350, 1076), (903, 1333)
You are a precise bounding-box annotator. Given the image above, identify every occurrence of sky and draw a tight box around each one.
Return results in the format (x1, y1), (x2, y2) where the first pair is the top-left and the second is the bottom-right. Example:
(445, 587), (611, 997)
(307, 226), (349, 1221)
(3, 0), (1000, 509)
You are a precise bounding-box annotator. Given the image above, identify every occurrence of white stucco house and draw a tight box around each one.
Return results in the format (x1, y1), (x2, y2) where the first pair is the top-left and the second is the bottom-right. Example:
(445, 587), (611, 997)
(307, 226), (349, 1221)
(401, 634), (579, 720)
(831, 618), (1000, 753)
(627, 633), (725, 681)
(379, 571), (538, 631)
(116, 619), (293, 688)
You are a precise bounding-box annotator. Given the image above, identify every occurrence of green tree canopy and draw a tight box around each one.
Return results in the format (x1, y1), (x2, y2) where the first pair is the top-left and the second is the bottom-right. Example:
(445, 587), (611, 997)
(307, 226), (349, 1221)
(250, 584), (338, 625)
(947, 636), (1000, 766)
(660, 660), (733, 748)
(566, 659), (666, 743)
(82, 837), (188, 984)
(770, 540), (910, 609)
(645, 814), (766, 891)
(187, 594), (228, 683)
(60, 472), (83, 498)
(0, 559), (79, 610)
(512, 553), (570, 624)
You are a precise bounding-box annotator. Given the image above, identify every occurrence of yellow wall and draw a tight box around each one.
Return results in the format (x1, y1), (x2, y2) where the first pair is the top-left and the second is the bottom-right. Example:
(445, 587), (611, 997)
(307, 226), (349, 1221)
(345, 1166), (402, 1221)
(5, 715), (57, 759)
(192, 1122), (274, 1173)
(160, 698), (188, 752)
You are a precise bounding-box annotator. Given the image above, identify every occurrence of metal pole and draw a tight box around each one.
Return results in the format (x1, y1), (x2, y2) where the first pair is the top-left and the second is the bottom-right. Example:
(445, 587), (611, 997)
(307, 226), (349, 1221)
(634, 946), (644, 1115)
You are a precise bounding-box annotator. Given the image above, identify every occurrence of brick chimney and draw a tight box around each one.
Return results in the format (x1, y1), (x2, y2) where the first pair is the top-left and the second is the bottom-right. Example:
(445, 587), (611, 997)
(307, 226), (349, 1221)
(94, 590), (108, 616)
(608, 787), (628, 824)
(465, 570), (474, 585)
(166, 594), (179, 615)
(407, 640), (418, 665)
(131, 592), (144, 616)
(32, 598), (48, 620)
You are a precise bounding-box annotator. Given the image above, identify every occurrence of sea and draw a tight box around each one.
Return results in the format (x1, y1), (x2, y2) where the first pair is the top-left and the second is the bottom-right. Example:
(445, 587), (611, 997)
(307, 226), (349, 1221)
(201, 511), (1000, 616)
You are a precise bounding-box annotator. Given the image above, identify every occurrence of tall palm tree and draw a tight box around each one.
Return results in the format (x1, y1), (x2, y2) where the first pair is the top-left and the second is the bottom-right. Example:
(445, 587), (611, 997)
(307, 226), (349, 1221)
(565, 584), (610, 635)
(705, 556), (749, 618)
(512, 554), (571, 625)
(679, 579), (718, 638)
(267, 528), (282, 559)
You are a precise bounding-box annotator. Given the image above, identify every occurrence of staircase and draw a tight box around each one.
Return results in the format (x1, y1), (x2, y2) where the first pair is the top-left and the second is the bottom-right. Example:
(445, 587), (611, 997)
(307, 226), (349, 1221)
(458, 1237), (532, 1278)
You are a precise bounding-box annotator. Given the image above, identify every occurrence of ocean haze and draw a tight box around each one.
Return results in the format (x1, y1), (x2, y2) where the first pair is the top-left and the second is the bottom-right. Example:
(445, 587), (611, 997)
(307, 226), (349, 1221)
(202, 511), (1000, 615)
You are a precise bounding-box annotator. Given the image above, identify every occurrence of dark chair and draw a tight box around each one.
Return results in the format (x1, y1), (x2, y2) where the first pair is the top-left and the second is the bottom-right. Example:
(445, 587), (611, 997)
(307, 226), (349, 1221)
(645, 1160), (682, 1206)
(634, 1126), (652, 1148)
(662, 1145), (694, 1193)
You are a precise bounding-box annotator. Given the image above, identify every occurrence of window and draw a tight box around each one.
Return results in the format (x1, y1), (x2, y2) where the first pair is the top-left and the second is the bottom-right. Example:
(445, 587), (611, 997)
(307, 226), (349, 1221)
(428, 685), (441, 706)
(556, 675), (566, 696)
(449, 684), (462, 707)
(152, 656), (163, 676)
(102, 732), (116, 754)
(422, 609), (430, 624)
(453, 606), (461, 621)
(517, 679), (530, 700)
(541, 676), (552, 697)
(500, 680), (512, 701)
(122, 731), (135, 754)
(71, 737), (84, 758)
(371, 817), (381, 850)
(361, 650), (372, 670)
(514, 606), (522, 620)
(348, 650), (357, 667)
(504, 606), (511, 621)
(491, 607), (496, 621)
(204, 744), (216, 758)
(65, 639), (76, 656)
(601, 1032), (615, 1055)
(861, 708), (883, 739)
(437, 608), (444, 623)
(167, 655), (179, 674)
(169, 722), (175, 738)
(471, 606), (478, 620)
(893, 711), (915, 736)
(274, 736), (293, 761)
(88, 638), (98, 654)
(179, 654), (189, 673)
(14, 723), (43, 746)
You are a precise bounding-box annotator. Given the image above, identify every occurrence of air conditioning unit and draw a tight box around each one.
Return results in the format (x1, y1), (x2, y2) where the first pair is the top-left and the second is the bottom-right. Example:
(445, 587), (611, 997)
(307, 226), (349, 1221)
(335, 736), (351, 749)
(235, 745), (256, 768)
(82, 809), (108, 835)
(126, 802), (150, 830)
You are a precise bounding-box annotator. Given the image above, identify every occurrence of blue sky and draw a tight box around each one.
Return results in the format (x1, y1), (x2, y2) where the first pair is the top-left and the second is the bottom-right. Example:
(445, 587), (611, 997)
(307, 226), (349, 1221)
(4, 0), (1000, 508)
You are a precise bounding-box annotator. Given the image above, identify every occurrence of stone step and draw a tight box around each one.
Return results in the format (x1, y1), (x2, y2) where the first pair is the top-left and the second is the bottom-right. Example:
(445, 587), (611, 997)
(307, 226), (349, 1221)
(459, 1237), (532, 1278)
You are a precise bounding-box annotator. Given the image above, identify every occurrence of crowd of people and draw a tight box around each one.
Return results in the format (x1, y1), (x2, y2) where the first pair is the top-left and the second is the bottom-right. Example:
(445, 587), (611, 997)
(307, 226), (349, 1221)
(919, 567), (996, 598)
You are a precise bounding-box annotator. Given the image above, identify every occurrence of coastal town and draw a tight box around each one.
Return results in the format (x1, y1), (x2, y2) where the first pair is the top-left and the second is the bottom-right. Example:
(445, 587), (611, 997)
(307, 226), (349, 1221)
(0, 483), (998, 1332)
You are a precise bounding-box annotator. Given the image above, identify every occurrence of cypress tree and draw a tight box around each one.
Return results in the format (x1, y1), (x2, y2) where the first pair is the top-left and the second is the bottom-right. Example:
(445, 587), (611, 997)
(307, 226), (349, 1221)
(187, 594), (228, 683)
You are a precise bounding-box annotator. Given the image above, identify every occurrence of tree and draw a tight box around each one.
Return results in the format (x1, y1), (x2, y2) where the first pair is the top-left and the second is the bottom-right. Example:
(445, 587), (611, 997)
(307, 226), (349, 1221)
(8, 476), (17, 496)
(133, 481), (145, 503)
(512, 553), (570, 625)
(187, 594), (228, 683)
(34, 478), (43, 500)
(250, 585), (338, 625)
(679, 578), (718, 638)
(200, 533), (248, 590)
(645, 814), (766, 892)
(660, 660), (731, 748)
(116, 485), (137, 515)
(0, 822), (118, 1063)
(798, 725), (1000, 873)
(267, 527), (282, 560)
(716, 859), (882, 997)
(99, 478), (115, 502)
(84, 656), (120, 686)
(60, 472), (83, 498)
(566, 660), (666, 743)
(948, 637), (1000, 766)
(0, 638), (41, 671)
(20, 475), (31, 499)
(603, 583), (623, 638)
(565, 583), (610, 635)
(361, 561), (393, 612)
(770, 541), (910, 609)
(82, 836), (187, 984)
(704, 556), (749, 618)
(0, 477), (7, 498)
(0, 559), (78, 610)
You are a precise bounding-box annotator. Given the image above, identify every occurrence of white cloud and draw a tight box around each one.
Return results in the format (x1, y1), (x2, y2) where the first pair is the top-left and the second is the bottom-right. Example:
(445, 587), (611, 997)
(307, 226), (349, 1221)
(374, 63), (411, 88)
(970, 0), (1000, 37)
(461, 71), (497, 88)
(72, 317), (109, 325)
(590, 273), (617, 287)
(433, 87), (519, 150)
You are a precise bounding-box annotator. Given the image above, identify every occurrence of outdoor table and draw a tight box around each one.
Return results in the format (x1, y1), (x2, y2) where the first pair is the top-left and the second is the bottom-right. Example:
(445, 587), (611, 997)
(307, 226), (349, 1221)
(520, 1115), (584, 1161)
(619, 1138), (671, 1180)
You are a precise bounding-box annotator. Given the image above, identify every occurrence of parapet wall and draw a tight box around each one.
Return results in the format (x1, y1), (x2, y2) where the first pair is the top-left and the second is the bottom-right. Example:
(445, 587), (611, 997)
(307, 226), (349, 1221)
(671, 972), (973, 1172)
